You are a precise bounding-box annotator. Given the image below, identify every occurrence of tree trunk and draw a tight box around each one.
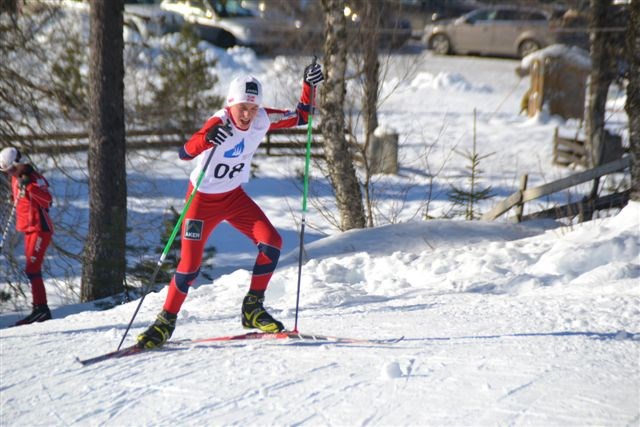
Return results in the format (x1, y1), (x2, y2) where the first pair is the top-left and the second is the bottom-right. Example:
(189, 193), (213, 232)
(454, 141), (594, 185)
(81, 0), (127, 301)
(626, 0), (640, 201)
(359, 1), (380, 149)
(586, 0), (615, 168)
(358, 0), (381, 227)
(320, 0), (366, 230)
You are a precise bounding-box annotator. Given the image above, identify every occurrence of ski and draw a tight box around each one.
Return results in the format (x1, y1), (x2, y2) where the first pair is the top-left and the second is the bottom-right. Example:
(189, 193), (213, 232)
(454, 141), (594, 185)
(77, 332), (403, 366)
(76, 344), (148, 366)
(186, 331), (403, 345)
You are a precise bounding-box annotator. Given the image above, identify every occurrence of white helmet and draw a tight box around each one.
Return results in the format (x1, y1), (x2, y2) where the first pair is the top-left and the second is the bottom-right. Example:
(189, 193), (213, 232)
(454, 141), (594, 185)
(0, 147), (21, 172)
(226, 75), (262, 107)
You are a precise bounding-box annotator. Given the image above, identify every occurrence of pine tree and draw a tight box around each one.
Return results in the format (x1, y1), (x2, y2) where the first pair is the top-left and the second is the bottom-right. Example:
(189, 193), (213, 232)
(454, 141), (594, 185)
(146, 25), (223, 129)
(448, 109), (494, 220)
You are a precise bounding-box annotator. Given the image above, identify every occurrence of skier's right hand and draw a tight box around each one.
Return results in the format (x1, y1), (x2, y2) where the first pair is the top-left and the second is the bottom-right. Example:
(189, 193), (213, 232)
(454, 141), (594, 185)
(14, 164), (32, 189)
(205, 121), (233, 146)
(18, 174), (31, 189)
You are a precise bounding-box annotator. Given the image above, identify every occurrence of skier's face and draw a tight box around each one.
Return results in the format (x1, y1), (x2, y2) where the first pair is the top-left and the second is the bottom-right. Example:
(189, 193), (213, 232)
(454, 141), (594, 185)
(229, 102), (259, 130)
(4, 165), (17, 176)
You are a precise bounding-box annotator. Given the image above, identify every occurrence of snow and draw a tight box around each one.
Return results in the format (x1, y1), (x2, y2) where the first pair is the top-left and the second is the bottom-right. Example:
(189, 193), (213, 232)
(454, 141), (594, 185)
(521, 44), (592, 71)
(1, 24), (638, 427)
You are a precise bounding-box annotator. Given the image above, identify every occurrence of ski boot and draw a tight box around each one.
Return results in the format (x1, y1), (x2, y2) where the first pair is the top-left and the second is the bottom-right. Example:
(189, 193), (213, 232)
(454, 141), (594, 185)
(241, 290), (284, 333)
(14, 304), (52, 326)
(136, 310), (177, 349)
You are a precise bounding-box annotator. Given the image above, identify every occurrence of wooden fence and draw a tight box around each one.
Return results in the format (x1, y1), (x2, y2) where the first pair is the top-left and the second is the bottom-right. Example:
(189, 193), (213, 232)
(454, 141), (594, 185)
(2, 127), (324, 158)
(482, 155), (632, 222)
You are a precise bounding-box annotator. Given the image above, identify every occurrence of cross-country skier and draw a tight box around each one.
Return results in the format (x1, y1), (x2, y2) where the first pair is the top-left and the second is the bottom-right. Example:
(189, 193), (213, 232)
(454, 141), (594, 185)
(0, 147), (54, 325)
(137, 62), (324, 348)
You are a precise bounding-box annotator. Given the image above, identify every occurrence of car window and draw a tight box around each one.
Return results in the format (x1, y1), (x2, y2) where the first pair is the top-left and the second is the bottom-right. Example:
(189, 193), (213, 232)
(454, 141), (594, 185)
(207, 0), (254, 18)
(494, 9), (548, 22)
(466, 9), (495, 23)
(189, 0), (206, 10)
(526, 12), (548, 21)
(495, 10), (521, 21)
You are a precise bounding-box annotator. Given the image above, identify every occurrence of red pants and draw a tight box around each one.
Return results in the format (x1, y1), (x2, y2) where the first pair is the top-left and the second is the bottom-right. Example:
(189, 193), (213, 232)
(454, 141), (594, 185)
(163, 186), (282, 314)
(24, 231), (51, 305)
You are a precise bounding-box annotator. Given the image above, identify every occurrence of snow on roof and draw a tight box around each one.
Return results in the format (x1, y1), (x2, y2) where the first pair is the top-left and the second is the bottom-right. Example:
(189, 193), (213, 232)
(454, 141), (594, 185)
(520, 44), (591, 71)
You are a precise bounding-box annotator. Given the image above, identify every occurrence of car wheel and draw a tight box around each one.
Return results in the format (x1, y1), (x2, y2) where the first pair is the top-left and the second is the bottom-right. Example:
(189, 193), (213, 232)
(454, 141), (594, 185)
(430, 34), (451, 55)
(518, 39), (541, 58)
(214, 30), (236, 49)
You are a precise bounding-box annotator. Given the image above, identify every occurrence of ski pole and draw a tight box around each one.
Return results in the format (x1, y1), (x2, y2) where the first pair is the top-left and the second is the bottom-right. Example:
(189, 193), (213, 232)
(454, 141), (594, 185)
(293, 56), (318, 333)
(0, 197), (17, 252)
(117, 144), (218, 350)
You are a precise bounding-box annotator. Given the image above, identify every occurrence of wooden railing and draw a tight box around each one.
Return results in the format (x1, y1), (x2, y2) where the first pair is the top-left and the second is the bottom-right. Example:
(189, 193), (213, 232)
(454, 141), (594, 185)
(482, 155), (632, 222)
(2, 127), (324, 157)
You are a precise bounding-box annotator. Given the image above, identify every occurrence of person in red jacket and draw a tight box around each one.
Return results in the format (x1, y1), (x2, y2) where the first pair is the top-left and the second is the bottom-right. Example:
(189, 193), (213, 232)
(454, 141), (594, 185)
(0, 147), (54, 326)
(136, 62), (324, 348)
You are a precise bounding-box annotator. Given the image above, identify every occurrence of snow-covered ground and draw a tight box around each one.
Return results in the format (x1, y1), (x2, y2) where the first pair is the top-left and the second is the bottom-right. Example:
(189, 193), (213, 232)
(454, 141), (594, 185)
(1, 203), (638, 426)
(1, 18), (638, 426)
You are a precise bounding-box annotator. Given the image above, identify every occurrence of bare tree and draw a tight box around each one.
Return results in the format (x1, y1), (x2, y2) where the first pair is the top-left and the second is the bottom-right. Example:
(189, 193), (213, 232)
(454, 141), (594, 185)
(0, 5), (59, 144)
(81, 0), (126, 301)
(586, 0), (627, 169)
(626, 0), (640, 201)
(320, 0), (366, 230)
(586, 0), (615, 168)
(352, 0), (380, 228)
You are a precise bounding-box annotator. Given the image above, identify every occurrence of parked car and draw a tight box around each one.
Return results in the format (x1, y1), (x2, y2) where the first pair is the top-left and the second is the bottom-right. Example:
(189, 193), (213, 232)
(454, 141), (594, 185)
(159, 0), (302, 53)
(397, 0), (481, 40)
(342, 2), (412, 49)
(423, 5), (561, 58)
(124, 0), (181, 40)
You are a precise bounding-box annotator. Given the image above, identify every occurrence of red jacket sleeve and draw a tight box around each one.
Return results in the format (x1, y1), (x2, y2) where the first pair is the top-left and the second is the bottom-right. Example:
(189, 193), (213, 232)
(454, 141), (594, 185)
(23, 178), (52, 209)
(12, 170), (54, 233)
(16, 170), (52, 209)
(179, 116), (224, 160)
(267, 82), (316, 131)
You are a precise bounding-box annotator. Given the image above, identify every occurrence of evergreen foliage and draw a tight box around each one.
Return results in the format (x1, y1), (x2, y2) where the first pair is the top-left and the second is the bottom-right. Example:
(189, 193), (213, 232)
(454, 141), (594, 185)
(145, 25), (223, 129)
(448, 109), (494, 220)
(51, 36), (88, 120)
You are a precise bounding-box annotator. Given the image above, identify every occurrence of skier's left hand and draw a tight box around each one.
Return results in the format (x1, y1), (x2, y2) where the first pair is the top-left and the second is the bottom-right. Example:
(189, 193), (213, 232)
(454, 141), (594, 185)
(304, 63), (324, 86)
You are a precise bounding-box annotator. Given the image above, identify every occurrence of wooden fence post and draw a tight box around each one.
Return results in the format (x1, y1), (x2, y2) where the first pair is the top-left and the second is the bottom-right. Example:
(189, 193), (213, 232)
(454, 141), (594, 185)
(515, 174), (529, 222)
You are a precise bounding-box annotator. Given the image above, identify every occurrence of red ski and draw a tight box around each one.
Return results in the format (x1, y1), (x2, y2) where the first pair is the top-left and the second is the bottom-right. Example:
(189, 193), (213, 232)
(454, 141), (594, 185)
(77, 331), (402, 366)
(187, 331), (403, 345)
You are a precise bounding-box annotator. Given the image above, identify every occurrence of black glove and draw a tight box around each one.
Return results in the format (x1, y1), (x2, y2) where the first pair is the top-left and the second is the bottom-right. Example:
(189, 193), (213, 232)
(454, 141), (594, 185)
(19, 174), (31, 188)
(14, 164), (33, 189)
(205, 121), (233, 146)
(303, 63), (324, 86)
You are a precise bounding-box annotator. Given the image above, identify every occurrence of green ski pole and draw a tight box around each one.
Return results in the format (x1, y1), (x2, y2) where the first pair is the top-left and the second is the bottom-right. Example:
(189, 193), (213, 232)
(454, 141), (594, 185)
(117, 144), (218, 350)
(293, 56), (318, 333)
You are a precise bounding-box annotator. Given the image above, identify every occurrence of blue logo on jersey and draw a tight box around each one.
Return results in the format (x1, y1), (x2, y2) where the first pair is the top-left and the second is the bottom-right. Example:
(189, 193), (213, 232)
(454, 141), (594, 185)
(224, 139), (245, 158)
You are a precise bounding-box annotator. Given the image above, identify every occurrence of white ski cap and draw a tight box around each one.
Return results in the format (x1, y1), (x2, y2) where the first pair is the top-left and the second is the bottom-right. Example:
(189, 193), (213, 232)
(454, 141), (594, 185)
(0, 147), (21, 172)
(226, 75), (262, 107)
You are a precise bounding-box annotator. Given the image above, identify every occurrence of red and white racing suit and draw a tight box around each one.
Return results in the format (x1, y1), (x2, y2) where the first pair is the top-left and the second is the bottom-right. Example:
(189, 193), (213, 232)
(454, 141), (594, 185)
(10, 168), (54, 306)
(162, 82), (315, 314)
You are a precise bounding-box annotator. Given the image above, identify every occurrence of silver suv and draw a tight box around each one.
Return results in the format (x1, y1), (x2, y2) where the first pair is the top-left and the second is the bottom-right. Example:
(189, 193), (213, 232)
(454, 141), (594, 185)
(160, 0), (301, 53)
(423, 6), (558, 58)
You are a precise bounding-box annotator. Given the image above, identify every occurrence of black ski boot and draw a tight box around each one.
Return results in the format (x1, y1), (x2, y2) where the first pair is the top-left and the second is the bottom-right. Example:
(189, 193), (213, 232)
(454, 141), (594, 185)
(136, 310), (177, 349)
(241, 290), (284, 333)
(14, 304), (52, 326)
